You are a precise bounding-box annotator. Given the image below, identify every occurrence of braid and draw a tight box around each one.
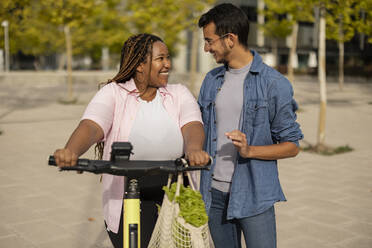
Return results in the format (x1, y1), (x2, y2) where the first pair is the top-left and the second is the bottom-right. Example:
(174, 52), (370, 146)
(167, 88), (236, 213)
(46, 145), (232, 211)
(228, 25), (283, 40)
(95, 141), (104, 160)
(95, 33), (163, 160)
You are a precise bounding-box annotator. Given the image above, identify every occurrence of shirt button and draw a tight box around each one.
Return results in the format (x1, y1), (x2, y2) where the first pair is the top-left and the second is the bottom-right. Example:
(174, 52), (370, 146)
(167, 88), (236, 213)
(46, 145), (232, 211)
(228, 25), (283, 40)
(213, 138), (217, 142)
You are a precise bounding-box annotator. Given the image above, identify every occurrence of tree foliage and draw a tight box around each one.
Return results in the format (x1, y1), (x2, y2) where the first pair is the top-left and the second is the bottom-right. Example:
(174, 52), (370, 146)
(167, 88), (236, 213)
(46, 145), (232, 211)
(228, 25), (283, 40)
(325, 0), (357, 43)
(261, 0), (314, 39)
(1, 0), (214, 61)
(354, 0), (372, 43)
(0, 0), (111, 56)
(68, 0), (129, 61)
(0, 0), (37, 54)
(125, 0), (214, 56)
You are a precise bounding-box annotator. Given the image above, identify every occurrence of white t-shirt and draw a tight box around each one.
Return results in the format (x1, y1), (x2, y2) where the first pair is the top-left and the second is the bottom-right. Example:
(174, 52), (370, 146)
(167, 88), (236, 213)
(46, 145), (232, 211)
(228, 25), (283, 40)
(128, 91), (184, 160)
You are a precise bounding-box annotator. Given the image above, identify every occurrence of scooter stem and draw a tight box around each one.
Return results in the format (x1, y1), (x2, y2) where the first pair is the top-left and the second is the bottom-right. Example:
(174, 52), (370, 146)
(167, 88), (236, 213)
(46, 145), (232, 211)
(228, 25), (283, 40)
(124, 179), (140, 248)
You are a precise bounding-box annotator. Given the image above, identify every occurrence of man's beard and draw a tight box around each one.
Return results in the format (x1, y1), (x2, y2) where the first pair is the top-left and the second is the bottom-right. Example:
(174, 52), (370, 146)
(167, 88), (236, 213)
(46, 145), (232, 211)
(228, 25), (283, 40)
(216, 48), (229, 65)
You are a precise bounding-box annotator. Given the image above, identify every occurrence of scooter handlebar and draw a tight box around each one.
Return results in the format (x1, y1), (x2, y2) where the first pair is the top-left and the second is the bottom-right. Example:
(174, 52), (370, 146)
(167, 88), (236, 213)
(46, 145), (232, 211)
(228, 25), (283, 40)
(48, 156), (90, 167)
(48, 155), (211, 177)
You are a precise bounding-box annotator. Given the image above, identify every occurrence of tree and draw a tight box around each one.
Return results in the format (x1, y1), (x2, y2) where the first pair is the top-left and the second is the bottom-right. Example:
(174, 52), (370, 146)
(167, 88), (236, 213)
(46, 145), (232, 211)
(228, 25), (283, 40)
(1, 1), (63, 70)
(355, 0), (372, 42)
(262, 0), (338, 152)
(326, 0), (358, 90)
(125, 0), (214, 56)
(2, 0), (216, 74)
(0, 1), (42, 56)
(316, 2), (327, 151)
(37, 0), (103, 102)
(125, 0), (214, 95)
(261, 1), (293, 68)
(262, 0), (313, 82)
(71, 0), (128, 67)
(0, 0), (20, 70)
(285, 1), (314, 83)
(310, 0), (360, 153)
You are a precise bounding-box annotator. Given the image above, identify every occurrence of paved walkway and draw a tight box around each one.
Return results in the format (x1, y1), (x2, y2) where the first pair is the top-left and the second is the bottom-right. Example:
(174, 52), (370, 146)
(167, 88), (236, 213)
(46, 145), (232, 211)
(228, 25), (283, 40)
(0, 73), (371, 248)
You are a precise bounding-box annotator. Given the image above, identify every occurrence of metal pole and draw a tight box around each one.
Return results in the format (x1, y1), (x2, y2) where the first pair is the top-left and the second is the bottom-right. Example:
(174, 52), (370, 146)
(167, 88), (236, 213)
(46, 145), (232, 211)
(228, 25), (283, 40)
(1, 20), (9, 72)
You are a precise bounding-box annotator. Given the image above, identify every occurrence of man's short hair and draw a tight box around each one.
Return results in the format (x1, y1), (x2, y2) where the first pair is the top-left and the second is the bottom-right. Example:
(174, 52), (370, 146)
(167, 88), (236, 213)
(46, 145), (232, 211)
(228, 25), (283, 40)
(198, 3), (250, 49)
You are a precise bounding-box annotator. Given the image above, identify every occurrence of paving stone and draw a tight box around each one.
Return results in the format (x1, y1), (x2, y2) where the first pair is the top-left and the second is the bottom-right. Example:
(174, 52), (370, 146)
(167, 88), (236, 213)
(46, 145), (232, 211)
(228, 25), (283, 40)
(343, 222), (372, 239)
(11, 220), (70, 244)
(281, 235), (335, 248)
(337, 237), (372, 248)
(0, 224), (13, 237)
(0, 235), (36, 248)
(34, 207), (99, 228)
(0, 206), (44, 224)
(287, 221), (355, 244)
(297, 208), (352, 226)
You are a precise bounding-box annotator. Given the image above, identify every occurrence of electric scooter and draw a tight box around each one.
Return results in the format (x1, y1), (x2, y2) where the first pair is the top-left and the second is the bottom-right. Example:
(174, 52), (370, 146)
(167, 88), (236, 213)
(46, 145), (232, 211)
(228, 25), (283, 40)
(48, 141), (210, 248)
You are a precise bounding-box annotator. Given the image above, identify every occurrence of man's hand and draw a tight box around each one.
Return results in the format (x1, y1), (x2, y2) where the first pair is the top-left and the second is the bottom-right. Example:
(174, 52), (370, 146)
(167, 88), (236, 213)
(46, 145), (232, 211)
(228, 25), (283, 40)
(225, 130), (251, 158)
(185, 149), (210, 166)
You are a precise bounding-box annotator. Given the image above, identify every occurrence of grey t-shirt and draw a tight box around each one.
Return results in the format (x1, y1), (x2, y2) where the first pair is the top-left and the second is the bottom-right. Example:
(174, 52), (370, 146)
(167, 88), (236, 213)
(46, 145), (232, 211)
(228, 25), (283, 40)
(212, 62), (251, 192)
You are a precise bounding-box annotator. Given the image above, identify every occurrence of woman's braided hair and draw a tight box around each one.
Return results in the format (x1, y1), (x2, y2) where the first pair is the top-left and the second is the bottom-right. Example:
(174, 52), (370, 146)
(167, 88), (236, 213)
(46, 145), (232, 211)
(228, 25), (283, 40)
(95, 33), (164, 160)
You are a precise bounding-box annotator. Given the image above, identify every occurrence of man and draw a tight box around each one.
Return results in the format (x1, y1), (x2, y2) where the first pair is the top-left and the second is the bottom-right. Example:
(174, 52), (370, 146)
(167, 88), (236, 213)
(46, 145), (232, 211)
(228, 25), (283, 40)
(197, 3), (303, 248)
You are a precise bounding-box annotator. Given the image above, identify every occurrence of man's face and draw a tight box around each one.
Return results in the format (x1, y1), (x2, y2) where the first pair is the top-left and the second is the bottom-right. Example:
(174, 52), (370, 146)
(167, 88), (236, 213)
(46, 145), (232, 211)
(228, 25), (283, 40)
(202, 22), (229, 64)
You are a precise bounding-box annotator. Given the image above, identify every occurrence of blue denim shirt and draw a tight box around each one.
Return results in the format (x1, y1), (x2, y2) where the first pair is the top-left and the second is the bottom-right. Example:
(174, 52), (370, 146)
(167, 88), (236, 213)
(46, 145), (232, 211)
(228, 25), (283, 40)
(198, 50), (303, 220)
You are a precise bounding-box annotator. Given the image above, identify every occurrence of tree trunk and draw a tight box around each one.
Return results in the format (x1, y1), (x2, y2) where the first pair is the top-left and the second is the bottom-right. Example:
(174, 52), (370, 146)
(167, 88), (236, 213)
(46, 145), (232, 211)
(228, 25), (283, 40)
(63, 25), (75, 103)
(288, 22), (299, 83)
(313, 7), (320, 49)
(271, 39), (278, 69)
(101, 47), (110, 71)
(338, 41), (344, 91)
(57, 53), (66, 71)
(359, 10), (365, 50)
(189, 29), (199, 96)
(338, 19), (344, 91)
(317, 6), (327, 149)
(257, 0), (265, 47)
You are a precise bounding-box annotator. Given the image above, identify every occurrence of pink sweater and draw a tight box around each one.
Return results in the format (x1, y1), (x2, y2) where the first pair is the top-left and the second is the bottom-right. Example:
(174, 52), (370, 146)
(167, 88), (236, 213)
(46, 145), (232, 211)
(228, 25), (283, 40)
(82, 78), (202, 233)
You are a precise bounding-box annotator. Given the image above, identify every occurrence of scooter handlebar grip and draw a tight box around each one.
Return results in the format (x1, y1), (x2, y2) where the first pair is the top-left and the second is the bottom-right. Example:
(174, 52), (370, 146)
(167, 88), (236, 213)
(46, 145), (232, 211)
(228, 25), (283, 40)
(48, 156), (57, 166)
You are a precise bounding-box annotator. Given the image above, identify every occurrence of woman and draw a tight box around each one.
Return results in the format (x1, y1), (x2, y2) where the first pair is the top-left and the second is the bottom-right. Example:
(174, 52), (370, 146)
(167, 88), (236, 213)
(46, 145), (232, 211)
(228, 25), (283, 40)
(53, 33), (209, 247)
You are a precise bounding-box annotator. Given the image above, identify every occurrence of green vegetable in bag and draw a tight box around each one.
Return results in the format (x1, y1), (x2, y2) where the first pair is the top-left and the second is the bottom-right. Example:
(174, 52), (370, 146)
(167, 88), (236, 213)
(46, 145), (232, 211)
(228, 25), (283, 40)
(163, 183), (208, 227)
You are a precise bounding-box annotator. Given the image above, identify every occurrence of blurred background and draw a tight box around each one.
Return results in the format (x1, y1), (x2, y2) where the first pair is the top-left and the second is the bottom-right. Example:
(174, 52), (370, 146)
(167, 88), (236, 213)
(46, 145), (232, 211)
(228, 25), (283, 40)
(1, 1), (372, 248)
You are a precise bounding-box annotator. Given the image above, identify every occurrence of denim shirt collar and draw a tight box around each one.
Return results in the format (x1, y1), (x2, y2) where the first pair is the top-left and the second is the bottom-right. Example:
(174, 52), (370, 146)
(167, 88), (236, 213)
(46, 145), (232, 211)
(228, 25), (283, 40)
(213, 49), (264, 78)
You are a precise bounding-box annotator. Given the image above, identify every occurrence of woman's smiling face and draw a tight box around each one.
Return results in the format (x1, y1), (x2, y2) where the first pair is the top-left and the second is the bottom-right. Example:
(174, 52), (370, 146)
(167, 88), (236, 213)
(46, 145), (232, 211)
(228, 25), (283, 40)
(142, 41), (171, 88)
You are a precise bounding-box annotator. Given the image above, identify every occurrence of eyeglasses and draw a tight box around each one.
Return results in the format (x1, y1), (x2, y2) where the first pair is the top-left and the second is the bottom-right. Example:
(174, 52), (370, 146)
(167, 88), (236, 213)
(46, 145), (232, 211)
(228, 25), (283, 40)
(204, 33), (230, 47)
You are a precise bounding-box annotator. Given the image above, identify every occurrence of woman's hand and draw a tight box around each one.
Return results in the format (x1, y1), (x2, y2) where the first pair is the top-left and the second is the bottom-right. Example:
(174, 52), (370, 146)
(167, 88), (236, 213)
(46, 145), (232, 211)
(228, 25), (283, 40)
(181, 121), (210, 166)
(185, 149), (210, 166)
(52, 119), (104, 169)
(53, 148), (78, 167)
